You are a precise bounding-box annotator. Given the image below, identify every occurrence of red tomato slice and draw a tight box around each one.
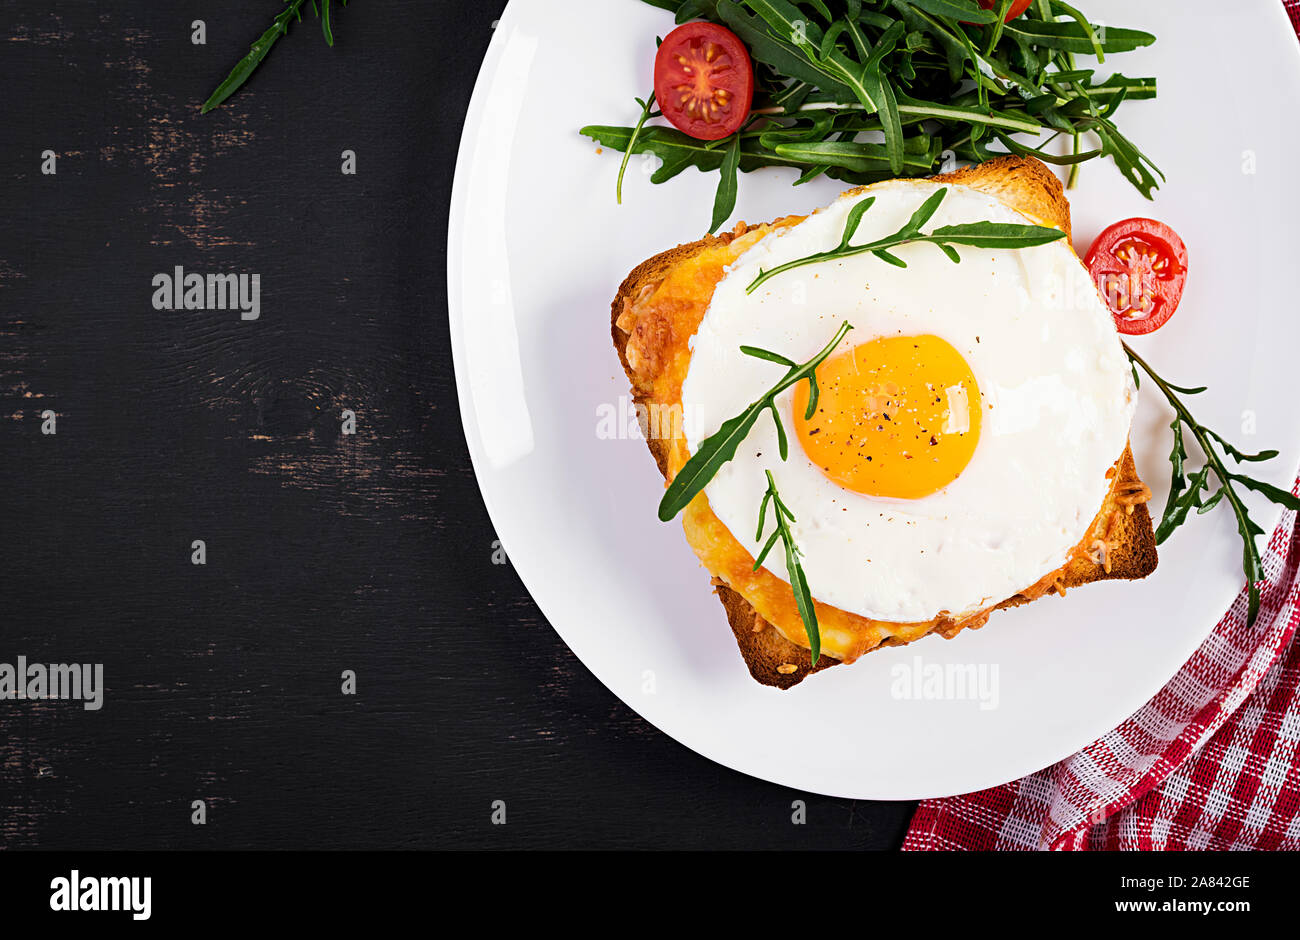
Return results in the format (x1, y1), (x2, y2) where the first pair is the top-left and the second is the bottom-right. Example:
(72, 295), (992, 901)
(978, 0), (1033, 21)
(653, 22), (754, 141)
(1085, 218), (1189, 335)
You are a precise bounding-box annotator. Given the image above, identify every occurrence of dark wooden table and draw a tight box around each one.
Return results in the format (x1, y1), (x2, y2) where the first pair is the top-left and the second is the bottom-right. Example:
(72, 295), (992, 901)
(0, 0), (913, 850)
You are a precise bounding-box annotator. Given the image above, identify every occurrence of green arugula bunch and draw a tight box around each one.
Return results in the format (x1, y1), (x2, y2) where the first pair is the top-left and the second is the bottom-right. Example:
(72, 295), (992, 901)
(583, 0), (1160, 232)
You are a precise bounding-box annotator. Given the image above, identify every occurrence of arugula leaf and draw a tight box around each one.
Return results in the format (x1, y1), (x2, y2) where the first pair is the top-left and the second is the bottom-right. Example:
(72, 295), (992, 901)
(774, 135), (939, 174)
(925, 220), (1069, 247)
(1070, 74), (1158, 103)
(875, 70), (906, 175)
(743, 0), (824, 47)
(747, 187), (1066, 291)
(580, 124), (806, 181)
(1205, 428), (1279, 464)
(754, 469), (823, 664)
(1126, 343), (1300, 627)
(1002, 21), (1156, 55)
(672, 0), (723, 19)
(658, 322), (853, 522)
(716, 1), (857, 101)
(895, 94), (1045, 133)
(710, 134), (743, 233)
(1233, 474), (1300, 512)
(202, 0), (348, 114)
(901, 0), (996, 23)
(1091, 117), (1165, 200)
(616, 94), (657, 204)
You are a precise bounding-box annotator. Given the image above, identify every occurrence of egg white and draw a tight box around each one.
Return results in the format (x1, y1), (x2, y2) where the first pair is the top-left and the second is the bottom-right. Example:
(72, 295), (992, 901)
(681, 180), (1136, 623)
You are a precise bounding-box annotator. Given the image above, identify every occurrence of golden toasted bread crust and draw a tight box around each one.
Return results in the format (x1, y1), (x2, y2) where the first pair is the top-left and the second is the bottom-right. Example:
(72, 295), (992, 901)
(611, 231), (743, 478)
(930, 156), (1071, 235)
(610, 157), (1156, 689)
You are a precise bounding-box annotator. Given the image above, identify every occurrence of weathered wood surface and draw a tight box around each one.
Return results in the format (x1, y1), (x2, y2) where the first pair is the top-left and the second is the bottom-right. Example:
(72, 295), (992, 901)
(0, 0), (913, 850)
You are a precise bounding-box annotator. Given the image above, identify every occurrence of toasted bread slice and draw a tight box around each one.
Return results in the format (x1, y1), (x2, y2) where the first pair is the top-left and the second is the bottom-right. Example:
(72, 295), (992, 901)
(611, 157), (1157, 689)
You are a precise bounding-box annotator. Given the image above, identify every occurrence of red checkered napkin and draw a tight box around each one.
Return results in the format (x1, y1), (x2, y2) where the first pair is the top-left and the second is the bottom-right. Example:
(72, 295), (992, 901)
(904, 4), (1300, 851)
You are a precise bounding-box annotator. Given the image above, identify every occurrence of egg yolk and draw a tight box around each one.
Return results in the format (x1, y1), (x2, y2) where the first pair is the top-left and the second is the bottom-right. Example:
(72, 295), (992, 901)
(792, 335), (981, 500)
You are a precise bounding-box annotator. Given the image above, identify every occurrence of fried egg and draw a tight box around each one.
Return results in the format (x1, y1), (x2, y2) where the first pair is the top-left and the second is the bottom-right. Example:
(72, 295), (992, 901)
(681, 180), (1136, 624)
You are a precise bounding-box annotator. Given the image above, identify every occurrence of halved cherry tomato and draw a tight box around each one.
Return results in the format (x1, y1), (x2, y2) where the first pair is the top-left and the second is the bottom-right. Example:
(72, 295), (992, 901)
(653, 22), (754, 141)
(978, 0), (1033, 21)
(1085, 218), (1189, 335)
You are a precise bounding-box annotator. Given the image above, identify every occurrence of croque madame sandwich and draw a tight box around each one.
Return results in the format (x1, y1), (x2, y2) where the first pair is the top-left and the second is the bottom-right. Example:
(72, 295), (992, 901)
(612, 156), (1156, 689)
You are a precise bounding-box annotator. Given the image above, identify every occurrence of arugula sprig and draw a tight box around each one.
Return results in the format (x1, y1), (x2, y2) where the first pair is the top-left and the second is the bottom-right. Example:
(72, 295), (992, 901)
(1125, 343), (1300, 626)
(657, 321), (853, 521)
(755, 470), (822, 663)
(618, 93), (658, 204)
(202, 0), (349, 114)
(746, 186), (1065, 292)
(585, 0), (1160, 231)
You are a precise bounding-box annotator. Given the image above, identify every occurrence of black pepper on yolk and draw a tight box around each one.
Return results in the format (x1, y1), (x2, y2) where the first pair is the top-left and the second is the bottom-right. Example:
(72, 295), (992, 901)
(792, 335), (982, 500)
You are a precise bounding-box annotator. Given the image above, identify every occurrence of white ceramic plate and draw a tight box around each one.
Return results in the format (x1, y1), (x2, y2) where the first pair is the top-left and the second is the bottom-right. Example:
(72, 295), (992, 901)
(448, 0), (1300, 799)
